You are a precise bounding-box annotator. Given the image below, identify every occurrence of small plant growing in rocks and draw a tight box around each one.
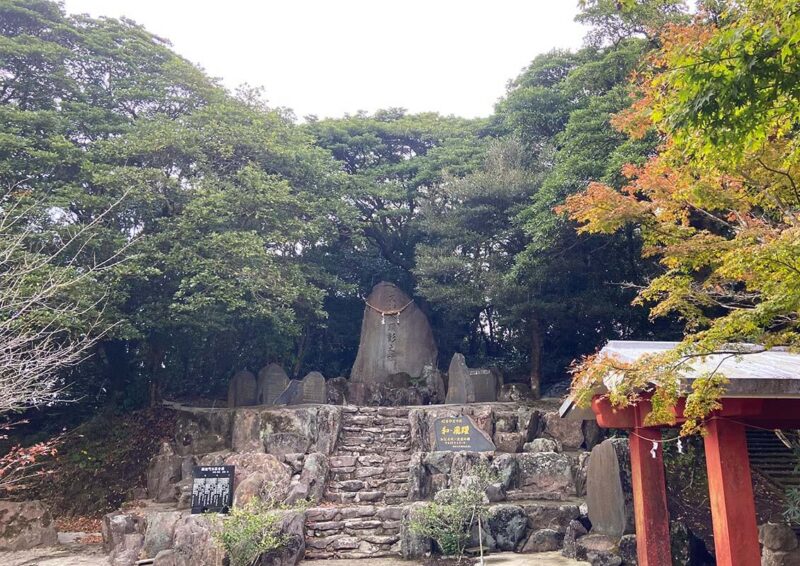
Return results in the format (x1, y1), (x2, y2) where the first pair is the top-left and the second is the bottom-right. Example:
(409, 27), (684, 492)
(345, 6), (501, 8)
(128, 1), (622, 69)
(409, 487), (486, 557)
(408, 459), (497, 559)
(213, 498), (293, 566)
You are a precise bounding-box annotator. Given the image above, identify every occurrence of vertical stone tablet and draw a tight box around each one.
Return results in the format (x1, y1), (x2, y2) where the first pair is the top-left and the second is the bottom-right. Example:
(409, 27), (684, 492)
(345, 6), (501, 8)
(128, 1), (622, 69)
(274, 380), (302, 406)
(585, 438), (634, 538)
(300, 371), (327, 404)
(445, 353), (471, 404)
(351, 282), (437, 384)
(257, 363), (289, 405)
(470, 368), (498, 403)
(227, 370), (257, 408)
(445, 353), (498, 404)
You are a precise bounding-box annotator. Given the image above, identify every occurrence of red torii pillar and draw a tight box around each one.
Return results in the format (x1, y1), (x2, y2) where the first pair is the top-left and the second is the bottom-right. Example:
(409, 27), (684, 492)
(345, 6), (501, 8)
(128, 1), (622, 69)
(629, 424), (672, 566)
(704, 418), (760, 566)
(593, 398), (672, 566)
(592, 396), (763, 566)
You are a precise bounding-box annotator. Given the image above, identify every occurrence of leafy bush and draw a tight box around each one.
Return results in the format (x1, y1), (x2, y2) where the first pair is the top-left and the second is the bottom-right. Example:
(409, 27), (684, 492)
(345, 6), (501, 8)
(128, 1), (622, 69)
(469, 458), (501, 488)
(213, 500), (290, 566)
(408, 463), (492, 558)
(784, 487), (800, 524)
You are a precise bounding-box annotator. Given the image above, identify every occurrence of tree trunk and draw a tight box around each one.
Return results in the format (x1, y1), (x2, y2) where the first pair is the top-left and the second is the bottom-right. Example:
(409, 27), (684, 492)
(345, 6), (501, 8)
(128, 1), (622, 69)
(529, 316), (542, 399)
(292, 328), (308, 378)
(486, 309), (497, 356)
(147, 342), (166, 408)
(99, 339), (131, 406)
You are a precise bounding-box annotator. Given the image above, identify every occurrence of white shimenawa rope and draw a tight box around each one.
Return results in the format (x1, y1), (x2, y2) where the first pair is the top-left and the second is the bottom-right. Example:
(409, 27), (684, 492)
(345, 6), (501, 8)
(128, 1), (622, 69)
(364, 299), (414, 326)
(629, 415), (787, 459)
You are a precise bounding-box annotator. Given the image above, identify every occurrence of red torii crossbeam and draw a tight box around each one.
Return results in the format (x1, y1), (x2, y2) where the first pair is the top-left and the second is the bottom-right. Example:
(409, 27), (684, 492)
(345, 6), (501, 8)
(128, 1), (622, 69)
(589, 395), (777, 566)
(561, 341), (800, 566)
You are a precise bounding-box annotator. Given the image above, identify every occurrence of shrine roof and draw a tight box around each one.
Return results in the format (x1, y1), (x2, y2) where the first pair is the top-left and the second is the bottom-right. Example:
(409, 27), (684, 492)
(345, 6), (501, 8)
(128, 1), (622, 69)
(559, 340), (800, 420)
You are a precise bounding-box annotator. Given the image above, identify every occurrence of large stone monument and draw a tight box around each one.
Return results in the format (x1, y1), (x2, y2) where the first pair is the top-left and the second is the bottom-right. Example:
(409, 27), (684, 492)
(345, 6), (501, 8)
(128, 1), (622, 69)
(227, 370), (257, 408)
(257, 363), (289, 405)
(351, 282), (437, 384)
(445, 353), (498, 404)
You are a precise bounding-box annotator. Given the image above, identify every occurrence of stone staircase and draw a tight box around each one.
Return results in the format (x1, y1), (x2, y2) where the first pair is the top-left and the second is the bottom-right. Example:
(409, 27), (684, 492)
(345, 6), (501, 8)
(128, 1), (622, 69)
(747, 429), (800, 490)
(304, 504), (405, 559)
(324, 406), (413, 505)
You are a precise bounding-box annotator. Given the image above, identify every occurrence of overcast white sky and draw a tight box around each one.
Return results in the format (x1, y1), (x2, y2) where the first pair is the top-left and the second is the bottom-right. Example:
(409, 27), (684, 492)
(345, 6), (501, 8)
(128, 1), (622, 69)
(62, 1), (588, 119)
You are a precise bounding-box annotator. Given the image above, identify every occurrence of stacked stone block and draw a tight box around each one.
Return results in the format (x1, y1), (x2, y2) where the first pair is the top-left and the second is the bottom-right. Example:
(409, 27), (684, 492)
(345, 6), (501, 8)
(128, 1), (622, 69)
(325, 406), (413, 505)
(304, 505), (405, 559)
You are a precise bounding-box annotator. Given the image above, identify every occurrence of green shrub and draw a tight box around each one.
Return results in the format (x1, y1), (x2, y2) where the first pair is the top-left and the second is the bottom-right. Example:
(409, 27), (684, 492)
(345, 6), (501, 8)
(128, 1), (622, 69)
(213, 500), (290, 566)
(469, 458), (501, 488)
(408, 485), (488, 557)
(785, 487), (800, 524)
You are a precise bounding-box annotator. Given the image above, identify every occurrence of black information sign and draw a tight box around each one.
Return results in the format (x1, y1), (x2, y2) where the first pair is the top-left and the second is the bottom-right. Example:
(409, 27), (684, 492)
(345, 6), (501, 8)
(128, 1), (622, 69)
(191, 465), (234, 514)
(433, 415), (496, 452)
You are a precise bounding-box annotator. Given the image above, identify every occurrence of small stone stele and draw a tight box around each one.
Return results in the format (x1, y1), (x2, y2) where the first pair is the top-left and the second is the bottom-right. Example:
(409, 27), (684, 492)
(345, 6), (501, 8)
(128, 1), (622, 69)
(274, 371), (327, 405)
(301, 371), (326, 404)
(257, 363), (289, 405)
(274, 380), (302, 405)
(227, 369), (257, 408)
(585, 438), (635, 538)
(445, 353), (498, 404)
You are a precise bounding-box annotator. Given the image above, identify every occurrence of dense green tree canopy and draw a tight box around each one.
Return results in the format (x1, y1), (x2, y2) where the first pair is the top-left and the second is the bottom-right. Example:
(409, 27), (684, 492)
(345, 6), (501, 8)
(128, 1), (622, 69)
(565, 0), (800, 433)
(1, 0), (701, 415)
(1, 0), (348, 408)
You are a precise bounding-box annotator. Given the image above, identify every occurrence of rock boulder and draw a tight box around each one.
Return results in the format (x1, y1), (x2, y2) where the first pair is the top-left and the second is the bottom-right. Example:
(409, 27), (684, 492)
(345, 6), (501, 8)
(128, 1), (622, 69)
(486, 504), (528, 551)
(147, 442), (183, 503)
(143, 510), (182, 558)
(159, 514), (224, 566)
(225, 452), (291, 496)
(0, 500), (57, 551)
(516, 452), (575, 498)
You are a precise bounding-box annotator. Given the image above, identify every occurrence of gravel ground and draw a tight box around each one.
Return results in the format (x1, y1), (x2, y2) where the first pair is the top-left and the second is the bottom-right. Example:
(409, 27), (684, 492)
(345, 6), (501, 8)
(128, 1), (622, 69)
(302, 553), (589, 566)
(0, 543), (109, 566)
(0, 548), (588, 566)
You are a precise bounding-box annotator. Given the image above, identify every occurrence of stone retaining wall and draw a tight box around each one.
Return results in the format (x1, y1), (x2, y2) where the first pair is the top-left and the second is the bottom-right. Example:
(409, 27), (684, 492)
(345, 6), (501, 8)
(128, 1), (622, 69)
(119, 400), (597, 565)
(304, 504), (405, 559)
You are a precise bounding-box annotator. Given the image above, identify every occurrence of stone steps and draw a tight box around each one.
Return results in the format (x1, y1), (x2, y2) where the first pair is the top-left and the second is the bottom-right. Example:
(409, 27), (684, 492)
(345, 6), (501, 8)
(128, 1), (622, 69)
(304, 504), (405, 559)
(323, 406), (414, 505)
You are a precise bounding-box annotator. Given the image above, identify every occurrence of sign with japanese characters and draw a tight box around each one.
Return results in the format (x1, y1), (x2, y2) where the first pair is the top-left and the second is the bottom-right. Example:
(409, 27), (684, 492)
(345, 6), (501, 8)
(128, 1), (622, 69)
(191, 465), (234, 514)
(433, 415), (496, 452)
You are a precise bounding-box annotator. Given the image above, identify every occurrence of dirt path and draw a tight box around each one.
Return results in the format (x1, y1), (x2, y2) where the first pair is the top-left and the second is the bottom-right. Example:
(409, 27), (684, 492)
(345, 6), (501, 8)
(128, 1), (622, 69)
(480, 552), (589, 565)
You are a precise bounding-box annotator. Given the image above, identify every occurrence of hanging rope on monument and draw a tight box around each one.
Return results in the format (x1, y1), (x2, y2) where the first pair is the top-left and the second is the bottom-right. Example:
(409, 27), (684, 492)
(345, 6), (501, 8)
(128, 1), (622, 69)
(364, 298), (414, 326)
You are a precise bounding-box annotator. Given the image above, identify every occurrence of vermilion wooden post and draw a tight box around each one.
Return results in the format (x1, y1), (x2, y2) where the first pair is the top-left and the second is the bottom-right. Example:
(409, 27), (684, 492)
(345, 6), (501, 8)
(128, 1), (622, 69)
(629, 427), (673, 566)
(704, 418), (761, 566)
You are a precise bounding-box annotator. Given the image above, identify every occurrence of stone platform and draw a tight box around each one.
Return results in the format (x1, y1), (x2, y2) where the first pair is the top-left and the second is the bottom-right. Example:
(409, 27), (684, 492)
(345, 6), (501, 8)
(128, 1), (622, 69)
(102, 400), (599, 565)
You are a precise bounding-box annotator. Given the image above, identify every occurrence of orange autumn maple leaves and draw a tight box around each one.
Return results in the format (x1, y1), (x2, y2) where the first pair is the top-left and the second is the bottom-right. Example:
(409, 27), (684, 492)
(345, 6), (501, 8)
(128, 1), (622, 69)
(562, 3), (800, 431)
